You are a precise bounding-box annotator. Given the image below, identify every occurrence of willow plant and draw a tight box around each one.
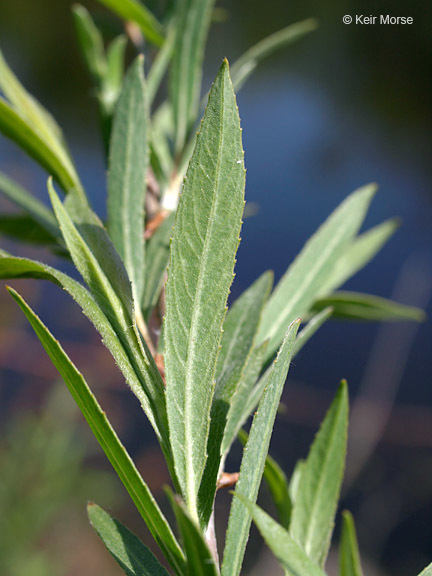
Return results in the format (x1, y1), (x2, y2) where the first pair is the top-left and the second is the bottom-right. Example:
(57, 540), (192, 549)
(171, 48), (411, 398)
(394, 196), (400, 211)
(0, 1), (428, 575)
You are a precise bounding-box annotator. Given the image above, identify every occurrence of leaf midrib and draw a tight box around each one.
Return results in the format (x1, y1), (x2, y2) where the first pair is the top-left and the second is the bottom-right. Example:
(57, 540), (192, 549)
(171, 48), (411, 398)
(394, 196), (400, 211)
(184, 71), (226, 515)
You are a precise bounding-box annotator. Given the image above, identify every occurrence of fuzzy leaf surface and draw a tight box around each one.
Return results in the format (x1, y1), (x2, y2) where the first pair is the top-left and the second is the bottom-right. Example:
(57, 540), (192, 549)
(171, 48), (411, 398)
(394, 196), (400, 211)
(8, 288), (185, 575)
(290, 381), (348, 565)
(108, 56), (148, 304)
(339, 511), (364, 576)
(258, 184), (377, 361)
(235, 495), (326, 576)
(419, 564), (432, 576)
(164, 60), (245, 518)
(88, 503), (170, 576)
(222, 320), (299, 576)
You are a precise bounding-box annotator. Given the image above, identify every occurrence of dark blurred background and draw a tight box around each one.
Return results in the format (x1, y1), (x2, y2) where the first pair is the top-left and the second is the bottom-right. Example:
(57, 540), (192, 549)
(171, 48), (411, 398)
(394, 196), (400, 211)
(0, 1), (431, 575)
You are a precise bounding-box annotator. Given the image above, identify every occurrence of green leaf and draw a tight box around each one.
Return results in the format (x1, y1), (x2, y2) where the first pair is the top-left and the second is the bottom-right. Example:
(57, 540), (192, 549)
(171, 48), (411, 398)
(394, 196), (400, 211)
(49, 181), (133, 328)
(105, 36), (127, 99)
(0, 98), (83, 199)
(72, 4), (106, 85)
(88, 503), (170, 576)
(221, 320), (300, 576)
(239, 429), (292, 529)
(221, 340), (268, 454)
(288, 460), (305, 504)
(142, 212), (174, 321)
(0, 171), (59, 238)
(0, 50), (84, 201)
(150, 102), (175, 188)
(170, 0), (215, 154)
(216, 272), (273, 387)
(147, 23), (176, 106)
(234, 495), (326, 576)
(258, 184), (377, 361)
(96, 0), (164, 46)
(321, 218), (400, 294)
(293, 307), (333, 357)
(0, 252), (175, 476)
(72, 5), (127, 153)
(0, 214), (59, 246)
(418, 563), (432, 576)
(108, 56), (148, 304)
(164, 60), (245, 519)
(0, 48), (64, 151)
(198, 272), (273, 526)
(231, 19), (318, 91)
(290, 381), (348, 566)
(263, 453), (292, 530)
(312, 291), (425, 322)
(7, 288), (185, 575)
(339, 511), (364, 576)
(166, 490), (219, 576)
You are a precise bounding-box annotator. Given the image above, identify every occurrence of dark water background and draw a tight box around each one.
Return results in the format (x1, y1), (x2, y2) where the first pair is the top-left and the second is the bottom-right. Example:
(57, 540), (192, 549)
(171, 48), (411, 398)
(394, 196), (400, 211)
(0, 1), (431, 574)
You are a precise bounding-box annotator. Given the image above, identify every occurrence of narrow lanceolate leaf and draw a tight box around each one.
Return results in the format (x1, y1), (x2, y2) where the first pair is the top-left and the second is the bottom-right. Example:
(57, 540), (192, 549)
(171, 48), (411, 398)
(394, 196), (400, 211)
(221, 340), (268, 454)
(0, 99), (83, 199)
(72, 5), (107, 85)
(215, 272), (273, 387)
(258, 184), (378, 361)
(312, 291), (425, 322)
(231, 19), (318, 91)
(221, 320), (300, 576)
(235, 495), (326, 576)
(339, 511), (364, 576)
(0, 50), (84, 201)
(166, 490), (219, 576)
(142, 212), (175, 321)
(48, 185), (172, 475)
(88, 503), (170, 576)
(238, 429), (292, 529)
(290, 381), (348, 566)
(96, 0), (164, 46)
(0, 253), (166, 459)
(418, 563), (432, 576)
(321, 218), (400, 294)
(198, 272), (273, 525)
(7, 288), (185, 575)
(0, 171), (59, 239)
(147, 23), (176, 106)
(170, 0), (215, 153)
(293, 307), (333, 357)
(263, 453), (292, 530)
(108, 56), (148, 304)
(0, 214), (59, 247)
(289, 460), (305, 504)
(164, 60), (245, 519)
(49, 181), (134, 330)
